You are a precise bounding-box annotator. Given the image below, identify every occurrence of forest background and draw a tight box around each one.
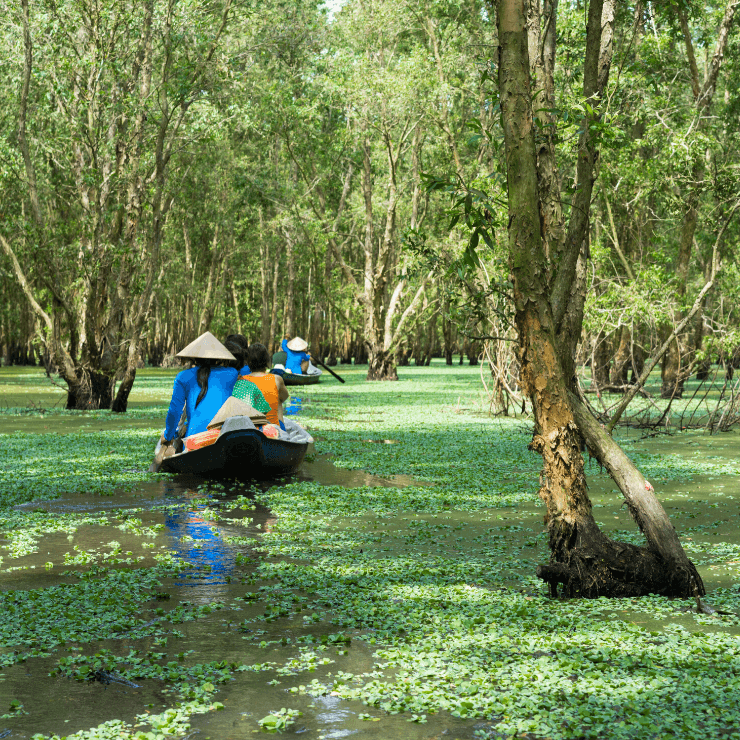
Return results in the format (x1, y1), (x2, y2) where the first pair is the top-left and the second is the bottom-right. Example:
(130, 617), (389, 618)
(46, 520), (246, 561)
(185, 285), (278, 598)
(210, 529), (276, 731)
(3, 0), (740, 599)
(4, 2), (740, 736)
(2, 0), (739, 407)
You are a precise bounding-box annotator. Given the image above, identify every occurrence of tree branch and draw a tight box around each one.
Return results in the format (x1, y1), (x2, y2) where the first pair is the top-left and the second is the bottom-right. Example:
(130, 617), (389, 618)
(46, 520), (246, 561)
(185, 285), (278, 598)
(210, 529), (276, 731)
(679, 9), (701, 101)
(387, 271), (434, 351)
(19, 0), (43, 229)
(606, 196), (740, 432)
(550, 0), (607, 329)
(0, 233), (51, 331)
(604, 195), (634, 280)
(698, 0), (740, 113)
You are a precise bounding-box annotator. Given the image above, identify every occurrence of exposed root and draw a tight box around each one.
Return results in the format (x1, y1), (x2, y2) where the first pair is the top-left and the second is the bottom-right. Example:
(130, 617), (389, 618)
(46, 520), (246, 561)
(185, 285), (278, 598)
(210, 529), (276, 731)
(536, 527), (705, 598)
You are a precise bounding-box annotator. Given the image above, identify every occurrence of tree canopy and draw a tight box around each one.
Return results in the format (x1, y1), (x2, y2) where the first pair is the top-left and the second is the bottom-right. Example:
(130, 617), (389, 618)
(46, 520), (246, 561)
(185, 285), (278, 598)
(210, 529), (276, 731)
(2, 0), (740, 596)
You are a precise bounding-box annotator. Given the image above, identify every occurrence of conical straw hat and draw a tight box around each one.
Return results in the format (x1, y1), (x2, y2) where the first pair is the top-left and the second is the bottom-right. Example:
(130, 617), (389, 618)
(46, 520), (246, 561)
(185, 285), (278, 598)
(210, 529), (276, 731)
(207, 396), (269, 429)
(286, 336), (308, 352)
(176, 331), (236, 361)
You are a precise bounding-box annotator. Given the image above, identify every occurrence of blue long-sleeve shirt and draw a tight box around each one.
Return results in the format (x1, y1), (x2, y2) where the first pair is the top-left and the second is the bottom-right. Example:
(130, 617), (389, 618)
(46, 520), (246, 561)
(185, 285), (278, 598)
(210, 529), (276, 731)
(282, 339), (309, 375)
(163, 366), (238, 440)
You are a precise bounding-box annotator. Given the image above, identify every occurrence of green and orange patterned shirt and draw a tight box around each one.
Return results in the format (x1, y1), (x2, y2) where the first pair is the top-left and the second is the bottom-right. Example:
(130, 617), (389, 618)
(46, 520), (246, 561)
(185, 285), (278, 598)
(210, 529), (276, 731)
(232, 376), (271, 414)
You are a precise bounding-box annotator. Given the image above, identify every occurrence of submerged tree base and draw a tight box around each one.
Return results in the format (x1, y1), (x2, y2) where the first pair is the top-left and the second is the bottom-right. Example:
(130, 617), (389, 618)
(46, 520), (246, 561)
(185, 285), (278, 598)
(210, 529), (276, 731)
(366, 349), (398, 381)
(537, 529), (706, 598)
(65, 368), (114, 410)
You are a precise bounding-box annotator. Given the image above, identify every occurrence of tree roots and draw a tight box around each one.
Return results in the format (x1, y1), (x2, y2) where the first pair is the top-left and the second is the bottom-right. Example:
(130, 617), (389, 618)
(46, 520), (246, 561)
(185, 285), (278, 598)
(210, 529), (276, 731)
(536, 526), (705, 598)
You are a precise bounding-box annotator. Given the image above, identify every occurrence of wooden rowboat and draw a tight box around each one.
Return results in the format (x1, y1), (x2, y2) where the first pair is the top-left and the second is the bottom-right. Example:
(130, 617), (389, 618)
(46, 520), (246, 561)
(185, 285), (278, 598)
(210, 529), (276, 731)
(281, 373), (320, 386)
(160, 417), (313, 478)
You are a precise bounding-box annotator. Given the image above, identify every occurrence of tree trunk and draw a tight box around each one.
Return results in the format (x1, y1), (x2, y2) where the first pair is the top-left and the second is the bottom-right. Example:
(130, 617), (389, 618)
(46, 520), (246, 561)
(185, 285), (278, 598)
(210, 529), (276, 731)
(610, 326), (631, 388)
(197, 227), (222, 336)
(423, 310), (438, 365)
(693, 259), (714, 380)
(268, 260), (280, 354)
(66, 369), (115, 410)
(660, 2), (738, 397)
(285, 231), (296, 337)
(111, 367), (137, 413)
(592, 331), (611, 389)
(498, 0), (702, 598)
(629, 338), (645, 384)
(230, 269), (242, 336)
(466, 337), (480, 366)
(564, 393), (704, 596)
(661, 335), (685, 398)
(366, 347), (398, 380)
(442, 291), (454, 365)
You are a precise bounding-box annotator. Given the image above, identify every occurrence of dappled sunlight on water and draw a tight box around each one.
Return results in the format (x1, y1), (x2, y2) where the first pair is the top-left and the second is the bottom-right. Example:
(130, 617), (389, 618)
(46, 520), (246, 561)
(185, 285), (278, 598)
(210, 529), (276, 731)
(4, 366), (740, 738)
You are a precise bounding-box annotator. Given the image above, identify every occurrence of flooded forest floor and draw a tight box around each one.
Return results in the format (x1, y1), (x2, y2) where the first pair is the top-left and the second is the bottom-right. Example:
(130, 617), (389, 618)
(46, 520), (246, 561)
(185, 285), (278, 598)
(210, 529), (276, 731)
(1, 363), (740, 740)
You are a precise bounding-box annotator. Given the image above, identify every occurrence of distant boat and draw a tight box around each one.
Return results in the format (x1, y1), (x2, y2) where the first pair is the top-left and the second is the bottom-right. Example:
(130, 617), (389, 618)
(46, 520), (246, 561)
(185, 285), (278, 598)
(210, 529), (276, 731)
(281, 373), (320, 387)
(160, 417), (313, 478)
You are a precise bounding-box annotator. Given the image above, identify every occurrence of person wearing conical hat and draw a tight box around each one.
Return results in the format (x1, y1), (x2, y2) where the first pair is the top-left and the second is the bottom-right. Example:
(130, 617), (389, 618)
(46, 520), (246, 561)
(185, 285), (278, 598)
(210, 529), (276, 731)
(161, 332), (238, 447)
(281, 335), (311, 375)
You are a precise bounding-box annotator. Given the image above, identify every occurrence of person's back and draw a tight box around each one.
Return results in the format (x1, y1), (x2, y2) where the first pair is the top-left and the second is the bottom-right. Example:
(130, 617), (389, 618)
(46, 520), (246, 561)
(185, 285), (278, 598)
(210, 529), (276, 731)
(184, 366), (238, 435)
(162, 332), (239, 445)
(166, 365), (238, 438)
(244, 342), (290, 428)
(232, 375), (271, 414)
(244, 373), (282, 425)
(282, 337), (310, 374)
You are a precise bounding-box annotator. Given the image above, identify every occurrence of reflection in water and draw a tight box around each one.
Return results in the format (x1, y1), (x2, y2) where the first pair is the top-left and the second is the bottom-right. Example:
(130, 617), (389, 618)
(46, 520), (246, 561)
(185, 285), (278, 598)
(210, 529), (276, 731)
(313, 696), (356, 738)
(158, 478), (278, 597)
(285, 395), (302, 416)
(164, 505), (237, 586)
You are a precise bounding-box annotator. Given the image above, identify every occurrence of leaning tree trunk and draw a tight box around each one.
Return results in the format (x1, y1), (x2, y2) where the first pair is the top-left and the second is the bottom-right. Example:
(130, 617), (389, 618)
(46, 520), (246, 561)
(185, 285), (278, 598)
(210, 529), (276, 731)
(498, 0), (703, 598)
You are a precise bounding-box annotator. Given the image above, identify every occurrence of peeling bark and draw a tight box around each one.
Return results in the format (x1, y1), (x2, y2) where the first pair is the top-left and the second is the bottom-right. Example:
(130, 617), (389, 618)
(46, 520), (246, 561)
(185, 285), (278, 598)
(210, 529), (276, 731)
(497, 0), (702, 598)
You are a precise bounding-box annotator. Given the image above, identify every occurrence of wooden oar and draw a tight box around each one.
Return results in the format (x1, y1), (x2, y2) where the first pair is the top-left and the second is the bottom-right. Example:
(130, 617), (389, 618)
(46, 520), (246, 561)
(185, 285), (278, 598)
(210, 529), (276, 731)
(149, 439), (169, 472)
(150, 406), (187, 472)
(311, 354), (345, 383)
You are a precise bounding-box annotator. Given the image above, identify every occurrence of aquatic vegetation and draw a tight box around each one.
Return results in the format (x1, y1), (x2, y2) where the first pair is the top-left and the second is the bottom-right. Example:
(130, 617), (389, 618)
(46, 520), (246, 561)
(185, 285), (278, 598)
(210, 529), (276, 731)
(2, 700), (27, 720)
(0, 566), (229, 667)
(30, 699), (224, 740)
(257, 708), (302, 731)
(0, 429), (160, 508)
(2, 366), (740, 738)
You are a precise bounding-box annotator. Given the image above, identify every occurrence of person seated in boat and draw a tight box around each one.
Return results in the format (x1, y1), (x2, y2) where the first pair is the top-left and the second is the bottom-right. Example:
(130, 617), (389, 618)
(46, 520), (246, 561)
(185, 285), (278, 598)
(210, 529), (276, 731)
(161, 332), (238, 450)
(225, 333), (251, 375)
(271, 347), (288, 378)
(272, 348), (288, 368)
(282, 336), (311, 375)
(225, 337), (273, 417)
(244, 342), (290, 431)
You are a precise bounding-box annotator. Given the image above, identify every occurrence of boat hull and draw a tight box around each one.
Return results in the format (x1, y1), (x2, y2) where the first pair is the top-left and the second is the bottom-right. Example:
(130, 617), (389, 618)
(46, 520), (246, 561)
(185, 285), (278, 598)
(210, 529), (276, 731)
(282, 373), (320, 386)
(160, 421), (311, 478)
